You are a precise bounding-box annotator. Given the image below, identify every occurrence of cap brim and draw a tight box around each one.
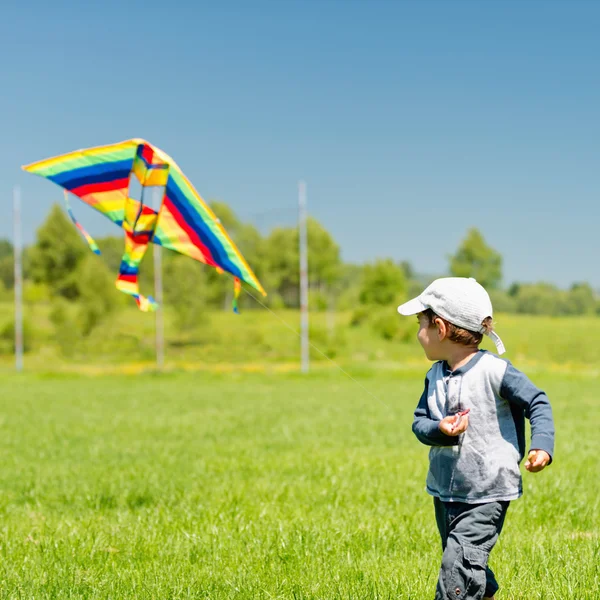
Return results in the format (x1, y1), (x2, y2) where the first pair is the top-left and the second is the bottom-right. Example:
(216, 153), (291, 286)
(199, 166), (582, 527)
(397, 297), (428, 316)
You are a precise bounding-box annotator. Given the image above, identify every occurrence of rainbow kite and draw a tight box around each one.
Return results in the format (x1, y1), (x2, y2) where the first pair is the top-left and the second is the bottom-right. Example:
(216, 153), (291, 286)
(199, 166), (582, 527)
(22, 139), (266, 311)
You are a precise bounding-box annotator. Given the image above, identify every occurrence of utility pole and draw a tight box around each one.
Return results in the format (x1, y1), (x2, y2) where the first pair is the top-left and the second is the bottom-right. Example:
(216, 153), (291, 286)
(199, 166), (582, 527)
(153, 188), (164, 370)
(298, 180), (309, 373)
(13, 186), (23, 372)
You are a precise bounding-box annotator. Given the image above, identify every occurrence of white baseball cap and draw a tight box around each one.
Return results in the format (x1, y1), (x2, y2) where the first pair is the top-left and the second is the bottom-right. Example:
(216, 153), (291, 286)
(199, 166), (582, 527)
(397, 277), (506, 354)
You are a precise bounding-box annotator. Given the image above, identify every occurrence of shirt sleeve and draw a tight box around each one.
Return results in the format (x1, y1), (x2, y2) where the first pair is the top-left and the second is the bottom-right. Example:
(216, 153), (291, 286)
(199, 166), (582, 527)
(412, 375), (459, 447)
(500, 363), (555, 462)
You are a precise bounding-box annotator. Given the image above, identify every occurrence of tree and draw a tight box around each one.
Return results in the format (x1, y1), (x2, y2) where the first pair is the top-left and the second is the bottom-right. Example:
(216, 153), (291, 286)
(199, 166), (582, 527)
(76, 255), (121, 335)
(358, 259), (407, 306)
(399, 260), (415, 282)
(488, 289), (516, 314)
(203, 201), (265, 309)
(0, 240), (12, 260)
(566, 283), (596, 316)
(209, 200), (241, 232)
(262, 217), (341, 307)
(261, 226), (297, 306)
(449, 228), (502, 289)
(164, 255), (209, 331)
(510, 282), (596, 316)
(28, 204), (87, 299)
(49, 298), (79, 356)
(0, 239), (14, 289)
(513, 283), (567, 316)
(95, 236), (125, 273)
(334, 263), (364, 310)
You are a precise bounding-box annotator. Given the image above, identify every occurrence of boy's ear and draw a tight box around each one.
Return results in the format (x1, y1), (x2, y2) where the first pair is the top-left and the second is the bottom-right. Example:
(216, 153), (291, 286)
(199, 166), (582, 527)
(435, 318), (448, 341)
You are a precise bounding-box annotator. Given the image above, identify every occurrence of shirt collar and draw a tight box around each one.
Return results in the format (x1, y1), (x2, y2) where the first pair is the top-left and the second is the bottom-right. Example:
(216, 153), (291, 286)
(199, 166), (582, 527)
(442, 349), (487, 376)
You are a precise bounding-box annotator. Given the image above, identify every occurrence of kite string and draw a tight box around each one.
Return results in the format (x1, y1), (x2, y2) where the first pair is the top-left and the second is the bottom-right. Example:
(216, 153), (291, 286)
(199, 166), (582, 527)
(227, 275), (392, 412)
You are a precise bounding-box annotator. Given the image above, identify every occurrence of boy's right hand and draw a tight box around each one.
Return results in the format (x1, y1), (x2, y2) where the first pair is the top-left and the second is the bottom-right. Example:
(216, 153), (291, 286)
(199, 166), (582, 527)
(438, 410), (470, 437)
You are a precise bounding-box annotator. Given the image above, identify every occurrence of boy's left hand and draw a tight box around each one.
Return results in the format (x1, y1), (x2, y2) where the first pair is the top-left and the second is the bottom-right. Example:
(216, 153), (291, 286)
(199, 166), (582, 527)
(525, 450), (551, 472)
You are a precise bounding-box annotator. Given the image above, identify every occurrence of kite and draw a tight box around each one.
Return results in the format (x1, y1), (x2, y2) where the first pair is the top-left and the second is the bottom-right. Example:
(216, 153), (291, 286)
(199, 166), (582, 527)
(22, 139), (265, 312)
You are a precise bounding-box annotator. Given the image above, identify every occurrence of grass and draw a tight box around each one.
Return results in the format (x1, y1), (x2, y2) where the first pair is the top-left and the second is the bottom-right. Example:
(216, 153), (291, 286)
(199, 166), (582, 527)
(0, 370), (597, 598)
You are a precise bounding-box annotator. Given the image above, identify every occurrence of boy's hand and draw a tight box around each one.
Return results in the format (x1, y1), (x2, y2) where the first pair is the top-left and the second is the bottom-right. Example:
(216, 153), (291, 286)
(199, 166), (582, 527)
(438, 409), (470, 437)
(525, 450), (551, 472)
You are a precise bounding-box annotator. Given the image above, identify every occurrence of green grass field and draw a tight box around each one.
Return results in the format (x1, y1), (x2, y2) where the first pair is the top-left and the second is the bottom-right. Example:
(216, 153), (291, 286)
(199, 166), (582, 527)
(0, 370), (597, 598)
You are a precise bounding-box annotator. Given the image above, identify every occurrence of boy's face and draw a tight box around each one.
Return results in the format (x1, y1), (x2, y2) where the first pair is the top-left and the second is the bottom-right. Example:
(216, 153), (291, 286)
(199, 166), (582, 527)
(416, 312), (446, 361)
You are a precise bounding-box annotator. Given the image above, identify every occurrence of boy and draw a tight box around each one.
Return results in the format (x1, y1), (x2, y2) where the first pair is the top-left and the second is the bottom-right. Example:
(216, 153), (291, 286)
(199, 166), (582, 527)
(398, 277), (554, 600)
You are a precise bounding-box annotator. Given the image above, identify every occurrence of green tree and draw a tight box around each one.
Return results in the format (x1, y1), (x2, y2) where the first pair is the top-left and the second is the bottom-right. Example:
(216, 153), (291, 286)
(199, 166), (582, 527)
(163, 255), (209, 331)
(204, 201), (265, 309)
(359, 259), (407, 306)
(76, 255), (121, 335)
(263, 218), (341, 308)
(0, 240), (12, 260)
(0, 317), (34, 354)
(513, 283), (567, 316)
(488, 289), (516, 313)
(399, 260), (415, 282)
(335, 263), (364, 310)
(0, 240), (15, 289)
(261, 226), (297, 306)
(49, 298), (79, 356)
(0, 240), (36, 289)
(0, 259), (13, 290)
(449, 228), (502, 289)
(209, 201), (240, 232)
(96, 236), (125, 273)
(28, 204), (87, 299)
(566, 283), (596, 315)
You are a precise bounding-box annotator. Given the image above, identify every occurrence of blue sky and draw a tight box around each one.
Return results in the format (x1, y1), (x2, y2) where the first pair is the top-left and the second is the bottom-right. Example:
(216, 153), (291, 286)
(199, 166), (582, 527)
(1, 0), (599, 288)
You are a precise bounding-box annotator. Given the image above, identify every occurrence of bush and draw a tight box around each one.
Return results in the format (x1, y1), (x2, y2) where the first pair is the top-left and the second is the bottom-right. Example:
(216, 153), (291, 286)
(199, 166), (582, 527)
(371, 311), (414, 342)
(372, 313), (399, 341)
(49, 299), (79, 357)
(0, 282), (10, 302)
(308, 324), (347, 361)
(24, 282), (50, 304)
(76, 256), (120, 336)
(163, 256), (208, 332)
(513, 283), (568, 316)
(265, 292), (285, 310)
(0, 317), (35, 354)
(350, 305), (415, 343)
(489, 289), (516, 314)
(350, 306), (371, 327)
(310, 290), (330, 312)
(336, 286), (360, 311)
(359, 259), (407, 307)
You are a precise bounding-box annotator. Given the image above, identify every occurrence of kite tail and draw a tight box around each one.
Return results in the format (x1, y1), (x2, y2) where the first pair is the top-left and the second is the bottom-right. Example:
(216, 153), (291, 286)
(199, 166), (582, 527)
(116, 273), (158, 312)
(116, 231), (158, 312)
(232, 277), (241, 313)
(64, 190), (101, 255)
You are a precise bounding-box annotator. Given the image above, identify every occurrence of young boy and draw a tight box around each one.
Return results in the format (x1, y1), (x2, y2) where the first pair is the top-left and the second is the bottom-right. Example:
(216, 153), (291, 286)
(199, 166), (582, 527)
(398, 277), (554, 600)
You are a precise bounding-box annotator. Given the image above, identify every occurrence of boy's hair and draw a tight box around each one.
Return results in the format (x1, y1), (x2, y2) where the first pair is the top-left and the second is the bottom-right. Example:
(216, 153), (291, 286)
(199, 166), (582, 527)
(421, 308), (493, 347)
